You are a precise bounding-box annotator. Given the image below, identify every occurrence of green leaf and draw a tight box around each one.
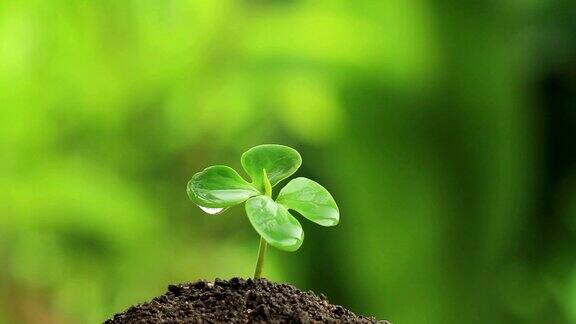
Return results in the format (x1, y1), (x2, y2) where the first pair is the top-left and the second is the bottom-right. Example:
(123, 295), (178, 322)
(262, 169), (272, 197)
(241, 144), (302, 192)
(276, 177), (339, 226)
(187, 165), (260, 208)
(245, 195), (304, 251)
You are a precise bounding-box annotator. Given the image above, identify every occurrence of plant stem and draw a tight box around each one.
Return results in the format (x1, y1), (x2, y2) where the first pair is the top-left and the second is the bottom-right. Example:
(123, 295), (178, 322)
(253, 169), (272, 279)
(253, 236), (267, 279)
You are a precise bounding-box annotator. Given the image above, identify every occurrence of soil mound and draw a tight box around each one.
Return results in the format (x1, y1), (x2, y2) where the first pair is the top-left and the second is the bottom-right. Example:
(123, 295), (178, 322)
(105, 278), (388, 323)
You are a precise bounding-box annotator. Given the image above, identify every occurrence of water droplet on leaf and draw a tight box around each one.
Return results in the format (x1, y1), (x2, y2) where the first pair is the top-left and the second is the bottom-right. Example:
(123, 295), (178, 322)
(198, 206), (225, 215)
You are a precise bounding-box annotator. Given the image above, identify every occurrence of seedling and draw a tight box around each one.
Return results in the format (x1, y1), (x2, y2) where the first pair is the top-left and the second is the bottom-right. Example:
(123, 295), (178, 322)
(187, 144), (339, 279)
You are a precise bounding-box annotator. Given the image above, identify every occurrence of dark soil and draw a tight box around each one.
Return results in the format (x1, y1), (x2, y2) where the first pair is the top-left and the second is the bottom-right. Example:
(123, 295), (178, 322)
(105, 278), (388, 323)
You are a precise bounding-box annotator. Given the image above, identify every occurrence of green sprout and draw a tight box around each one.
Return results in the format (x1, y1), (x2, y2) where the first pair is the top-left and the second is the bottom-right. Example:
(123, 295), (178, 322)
(187, 144), (339, 279)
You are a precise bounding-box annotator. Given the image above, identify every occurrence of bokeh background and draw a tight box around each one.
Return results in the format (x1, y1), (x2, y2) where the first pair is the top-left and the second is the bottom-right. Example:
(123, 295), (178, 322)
(1, 0), (576, 323)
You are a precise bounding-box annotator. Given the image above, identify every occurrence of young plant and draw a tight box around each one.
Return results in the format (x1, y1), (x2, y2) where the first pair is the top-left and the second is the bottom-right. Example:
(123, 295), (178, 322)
(187, 144), (339, 279)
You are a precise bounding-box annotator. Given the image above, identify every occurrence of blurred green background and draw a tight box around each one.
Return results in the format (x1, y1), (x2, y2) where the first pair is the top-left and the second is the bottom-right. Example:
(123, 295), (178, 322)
(1, 0), (576, 323)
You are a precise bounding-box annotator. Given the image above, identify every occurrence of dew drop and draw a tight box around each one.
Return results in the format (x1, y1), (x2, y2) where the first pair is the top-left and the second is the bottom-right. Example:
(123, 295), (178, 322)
(198, 206), (225, 215)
